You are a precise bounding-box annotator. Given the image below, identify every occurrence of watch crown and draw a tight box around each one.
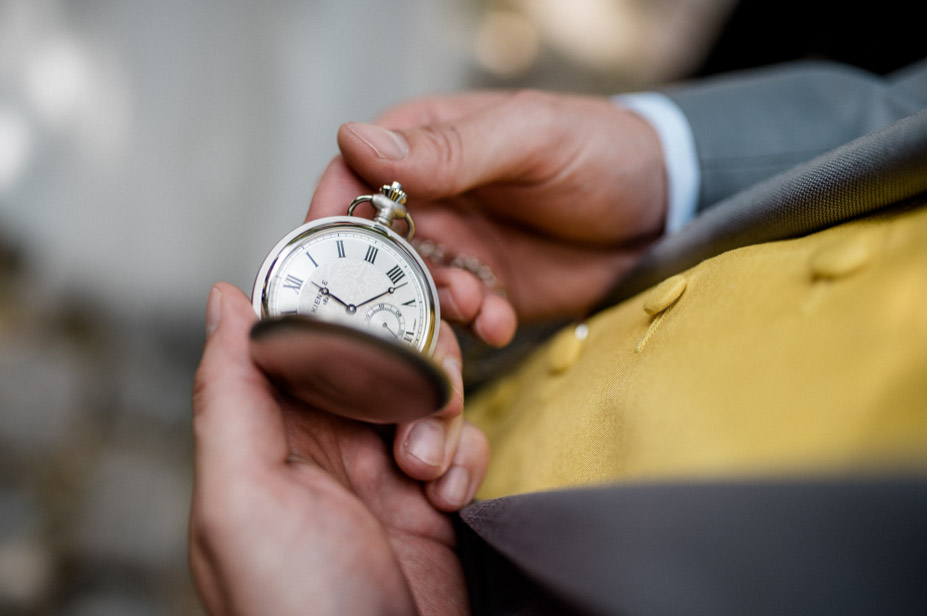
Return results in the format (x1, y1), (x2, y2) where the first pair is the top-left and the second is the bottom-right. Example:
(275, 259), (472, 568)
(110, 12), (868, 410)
(347, 181), (416, 241)
(380, 181), (407, 205)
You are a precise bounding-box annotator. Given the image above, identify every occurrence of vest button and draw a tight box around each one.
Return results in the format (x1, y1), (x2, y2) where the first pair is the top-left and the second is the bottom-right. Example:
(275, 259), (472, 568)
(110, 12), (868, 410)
(643, 275), (687, 315)
(548, 323), (589, 374)
(810, 237), (871, 279)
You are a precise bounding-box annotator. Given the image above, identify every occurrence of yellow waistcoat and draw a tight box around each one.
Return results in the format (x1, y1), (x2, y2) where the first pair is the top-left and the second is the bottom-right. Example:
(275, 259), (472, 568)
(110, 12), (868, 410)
(467, 199), (927, 499)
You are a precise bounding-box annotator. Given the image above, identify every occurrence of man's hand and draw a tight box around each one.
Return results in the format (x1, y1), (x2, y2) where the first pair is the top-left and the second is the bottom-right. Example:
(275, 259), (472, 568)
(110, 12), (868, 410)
(308, 90), (669, 345)
(189, 283), (488, 615)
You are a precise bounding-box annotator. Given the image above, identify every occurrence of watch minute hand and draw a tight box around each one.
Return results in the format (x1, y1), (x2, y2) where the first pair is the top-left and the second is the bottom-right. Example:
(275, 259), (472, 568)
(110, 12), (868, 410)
(355, 282), (408, 309)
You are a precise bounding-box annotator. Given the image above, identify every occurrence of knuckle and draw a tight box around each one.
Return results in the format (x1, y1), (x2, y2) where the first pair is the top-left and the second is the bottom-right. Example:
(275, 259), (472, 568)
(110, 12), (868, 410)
(418, 123), (467, 190)
(506, 88), (556, 119)
(191, 363), (217, 417)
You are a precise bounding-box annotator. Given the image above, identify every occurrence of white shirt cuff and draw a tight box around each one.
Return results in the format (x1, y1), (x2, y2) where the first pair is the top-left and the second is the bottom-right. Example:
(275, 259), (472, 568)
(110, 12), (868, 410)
(613, 92), (700, 234)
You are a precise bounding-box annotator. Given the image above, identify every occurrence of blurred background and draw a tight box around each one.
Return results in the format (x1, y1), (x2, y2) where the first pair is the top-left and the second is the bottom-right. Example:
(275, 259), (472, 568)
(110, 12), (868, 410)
(0, 0), (921, 613)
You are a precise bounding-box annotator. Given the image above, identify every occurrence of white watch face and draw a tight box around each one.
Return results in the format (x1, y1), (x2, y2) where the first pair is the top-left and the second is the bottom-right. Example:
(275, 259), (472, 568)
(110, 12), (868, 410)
(255, 220), (438, 354)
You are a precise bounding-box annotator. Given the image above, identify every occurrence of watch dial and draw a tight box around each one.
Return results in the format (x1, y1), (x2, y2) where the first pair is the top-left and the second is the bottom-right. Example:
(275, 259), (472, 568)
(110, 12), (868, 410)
(260, 224), (436, 352)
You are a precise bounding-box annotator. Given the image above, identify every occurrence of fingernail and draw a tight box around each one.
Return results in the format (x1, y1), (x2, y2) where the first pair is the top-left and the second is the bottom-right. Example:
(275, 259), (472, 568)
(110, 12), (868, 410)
(347, 122), (409, 160)
(437, 466), (472, 508)
(403, 419), (445, 467)
(206, 286), (223, 337)
(473, 316), (491, 346)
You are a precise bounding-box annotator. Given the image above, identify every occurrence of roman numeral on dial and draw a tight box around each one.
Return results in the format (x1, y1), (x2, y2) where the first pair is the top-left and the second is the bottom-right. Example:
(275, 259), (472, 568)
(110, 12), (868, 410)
(283, 274), (303, 293)
(386, 265), (405, 284)
(364, 246), (379, 264)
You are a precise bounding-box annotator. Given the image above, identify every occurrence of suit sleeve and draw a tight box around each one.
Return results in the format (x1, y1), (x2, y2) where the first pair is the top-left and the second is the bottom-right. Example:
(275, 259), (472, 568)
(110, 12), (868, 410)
(664, 59), (927, 211)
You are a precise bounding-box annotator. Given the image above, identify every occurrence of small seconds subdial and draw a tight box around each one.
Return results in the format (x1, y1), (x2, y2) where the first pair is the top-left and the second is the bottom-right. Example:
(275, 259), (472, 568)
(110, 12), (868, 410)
(364, 303), (405, 341)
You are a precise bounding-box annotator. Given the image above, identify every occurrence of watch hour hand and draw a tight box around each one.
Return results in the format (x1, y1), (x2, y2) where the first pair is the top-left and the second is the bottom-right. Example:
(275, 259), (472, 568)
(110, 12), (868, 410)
(312, 282), (357, 314)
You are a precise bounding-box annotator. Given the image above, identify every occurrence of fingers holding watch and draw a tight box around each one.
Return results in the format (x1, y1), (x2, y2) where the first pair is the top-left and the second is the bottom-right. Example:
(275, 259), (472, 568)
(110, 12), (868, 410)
(393, 319), (464, 478)
(391, 317), (490, 511)
(426, 420), (489, 512)
(433, 265), (516, 348)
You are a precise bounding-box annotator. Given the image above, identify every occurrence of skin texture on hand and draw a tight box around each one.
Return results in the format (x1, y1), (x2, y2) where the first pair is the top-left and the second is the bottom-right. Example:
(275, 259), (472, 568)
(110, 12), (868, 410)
(290, 91), (669, 522)
(189, 90), (668, 614)
(190, 283), (486, 615)
(308, 90), (669, 342)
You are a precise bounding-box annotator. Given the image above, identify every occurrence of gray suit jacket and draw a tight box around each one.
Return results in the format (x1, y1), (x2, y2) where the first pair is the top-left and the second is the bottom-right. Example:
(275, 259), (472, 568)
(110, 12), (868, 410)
(457, 60), (927, 615)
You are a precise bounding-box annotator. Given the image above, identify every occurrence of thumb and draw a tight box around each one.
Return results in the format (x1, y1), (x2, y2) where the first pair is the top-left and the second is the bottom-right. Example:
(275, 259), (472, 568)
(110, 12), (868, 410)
(193, 283), (289, 482)
(337, 93), (553, 200)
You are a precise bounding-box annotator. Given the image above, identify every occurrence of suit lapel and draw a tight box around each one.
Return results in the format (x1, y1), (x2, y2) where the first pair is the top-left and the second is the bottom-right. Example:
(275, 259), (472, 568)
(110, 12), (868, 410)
(459, 478), (927, 615)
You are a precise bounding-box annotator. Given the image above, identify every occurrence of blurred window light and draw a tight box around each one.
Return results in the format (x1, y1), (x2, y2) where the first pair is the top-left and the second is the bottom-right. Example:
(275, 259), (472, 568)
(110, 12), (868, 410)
(474, 9), (541, 77)
(25, 37), (91, 125)
(0, 107), (34, 192)
(520, 0), (643, 71)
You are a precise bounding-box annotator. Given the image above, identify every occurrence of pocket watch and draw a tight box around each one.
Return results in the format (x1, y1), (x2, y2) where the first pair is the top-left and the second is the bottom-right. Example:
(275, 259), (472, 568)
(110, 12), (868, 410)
(252, 181), (439, 354)
(249, 182), (449, 423)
